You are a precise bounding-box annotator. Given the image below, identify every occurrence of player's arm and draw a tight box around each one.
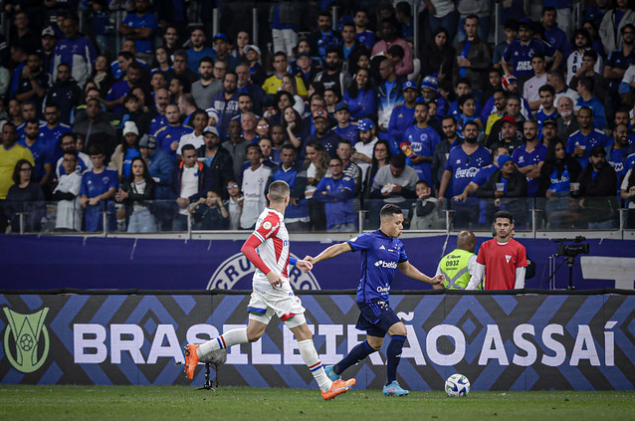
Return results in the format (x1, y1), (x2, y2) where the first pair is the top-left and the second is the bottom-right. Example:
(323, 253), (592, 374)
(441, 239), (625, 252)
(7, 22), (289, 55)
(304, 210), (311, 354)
(514, 267), (526, 289)
(305, 242), (353, 264)
(432, 263), (444, 290)
(240, 225), (282, 288)
(465, 263), (485, 290)
(398, 261), (444, 285)
(288, 256), (313, 273)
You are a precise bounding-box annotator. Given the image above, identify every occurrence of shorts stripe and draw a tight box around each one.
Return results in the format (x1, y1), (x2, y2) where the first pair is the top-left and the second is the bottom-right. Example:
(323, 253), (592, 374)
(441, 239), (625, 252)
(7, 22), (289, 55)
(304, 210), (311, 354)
(280, 313), (295, 322)
(248, 306), (267, 315)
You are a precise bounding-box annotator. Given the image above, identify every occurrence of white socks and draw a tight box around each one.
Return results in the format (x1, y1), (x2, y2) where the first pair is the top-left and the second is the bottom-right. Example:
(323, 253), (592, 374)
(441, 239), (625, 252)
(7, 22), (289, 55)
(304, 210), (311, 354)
(197, 328), (249, 358)
(298, 339), (332, 392)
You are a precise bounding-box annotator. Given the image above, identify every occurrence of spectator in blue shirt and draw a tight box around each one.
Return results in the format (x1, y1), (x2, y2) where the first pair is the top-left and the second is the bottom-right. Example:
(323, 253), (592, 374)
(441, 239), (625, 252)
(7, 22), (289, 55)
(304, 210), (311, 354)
(307, 10), (342, 60)
(211, 72), (241, 141)
(567, 106), (608, 169)
(186, 28), (215, 74)
(575, 76), (606, 130)
(403, 102), (441, 185)
(139, 134), (175, 231)
(388, 80), (418, 150)
(607, 123), (635, 183)
(313, 156), (357, 232)
(542, 7), (571, 59)
(353, 9), (375, 49)
(512, 120), (548, 197)
(103, 62), (144, 117)
(52, 15), (97, 88)
(343, 68), (376, 121)
(79, 144), (119, 232)
(154, 104), (193, 161)
(119, 0), (158, 57)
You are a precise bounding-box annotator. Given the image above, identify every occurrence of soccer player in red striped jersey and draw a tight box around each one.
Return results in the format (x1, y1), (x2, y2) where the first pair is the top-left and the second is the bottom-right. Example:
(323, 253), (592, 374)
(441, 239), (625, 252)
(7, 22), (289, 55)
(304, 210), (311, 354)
(466, 210), (527, 290)
(183, 180), (356, 400)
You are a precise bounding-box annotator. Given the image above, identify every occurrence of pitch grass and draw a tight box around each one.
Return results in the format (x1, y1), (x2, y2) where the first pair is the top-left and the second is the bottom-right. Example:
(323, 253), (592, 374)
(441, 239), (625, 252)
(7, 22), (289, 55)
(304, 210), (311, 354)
(1, 386), (634, 421)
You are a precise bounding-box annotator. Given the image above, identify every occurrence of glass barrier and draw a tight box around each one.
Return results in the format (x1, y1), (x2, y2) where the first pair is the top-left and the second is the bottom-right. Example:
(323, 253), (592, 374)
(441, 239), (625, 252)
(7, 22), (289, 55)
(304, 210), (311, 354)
(7, 196), (629, 235)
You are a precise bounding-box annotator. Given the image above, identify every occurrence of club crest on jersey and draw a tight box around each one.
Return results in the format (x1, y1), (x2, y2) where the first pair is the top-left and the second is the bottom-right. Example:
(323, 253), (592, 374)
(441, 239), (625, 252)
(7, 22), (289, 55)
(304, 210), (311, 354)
(505, 255), (512, 263)
(263, 221), (272, 230)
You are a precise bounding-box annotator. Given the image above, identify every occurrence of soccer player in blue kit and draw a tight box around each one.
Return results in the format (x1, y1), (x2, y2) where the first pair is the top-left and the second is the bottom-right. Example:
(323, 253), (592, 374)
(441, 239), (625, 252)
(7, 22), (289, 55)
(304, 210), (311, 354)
(305, 204), (444, 396)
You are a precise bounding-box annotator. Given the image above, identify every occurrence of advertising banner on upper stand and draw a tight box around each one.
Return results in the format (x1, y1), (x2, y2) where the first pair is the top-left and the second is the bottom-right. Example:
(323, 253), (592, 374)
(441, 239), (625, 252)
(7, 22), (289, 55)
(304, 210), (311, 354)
(1, 292), (634, 390)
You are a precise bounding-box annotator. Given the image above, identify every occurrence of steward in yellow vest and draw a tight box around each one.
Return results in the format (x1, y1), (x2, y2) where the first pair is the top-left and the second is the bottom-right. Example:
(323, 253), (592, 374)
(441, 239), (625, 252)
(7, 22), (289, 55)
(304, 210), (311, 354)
(435, 230), (479, 290)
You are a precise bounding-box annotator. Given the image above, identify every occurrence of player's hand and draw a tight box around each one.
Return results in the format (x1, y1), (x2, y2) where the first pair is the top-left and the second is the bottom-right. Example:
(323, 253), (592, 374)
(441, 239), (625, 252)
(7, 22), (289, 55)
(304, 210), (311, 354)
(266, 271), (283, 289)
(295, 260), (313, 273)
(431, 274), (445, 285)
(89, 197), (100, 206)
(303, 255), (315, 264)
(452, 194), (466, 203)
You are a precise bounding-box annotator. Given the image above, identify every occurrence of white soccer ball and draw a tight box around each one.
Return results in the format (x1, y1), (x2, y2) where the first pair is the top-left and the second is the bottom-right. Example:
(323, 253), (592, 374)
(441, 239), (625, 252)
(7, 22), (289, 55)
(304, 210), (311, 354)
(445, 373), (470, 397)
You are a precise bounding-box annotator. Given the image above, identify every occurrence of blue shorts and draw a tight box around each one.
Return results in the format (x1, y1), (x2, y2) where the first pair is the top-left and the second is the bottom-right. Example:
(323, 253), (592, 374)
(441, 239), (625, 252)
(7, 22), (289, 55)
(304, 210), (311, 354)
(356, 299), (400, 338)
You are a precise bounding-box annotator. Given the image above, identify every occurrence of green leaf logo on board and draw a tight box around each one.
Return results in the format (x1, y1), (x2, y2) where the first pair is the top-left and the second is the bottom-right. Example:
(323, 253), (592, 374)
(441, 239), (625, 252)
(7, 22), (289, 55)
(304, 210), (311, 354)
(3, 307), (50, 373)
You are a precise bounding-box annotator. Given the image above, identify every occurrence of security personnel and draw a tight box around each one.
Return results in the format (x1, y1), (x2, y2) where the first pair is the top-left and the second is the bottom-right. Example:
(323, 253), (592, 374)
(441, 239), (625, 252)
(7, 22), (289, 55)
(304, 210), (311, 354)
(435, 230), (479, 290)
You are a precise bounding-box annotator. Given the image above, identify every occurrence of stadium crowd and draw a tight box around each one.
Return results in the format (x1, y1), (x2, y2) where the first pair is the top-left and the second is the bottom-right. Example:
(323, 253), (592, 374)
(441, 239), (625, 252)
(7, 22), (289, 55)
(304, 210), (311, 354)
(1, 0), (635, 234)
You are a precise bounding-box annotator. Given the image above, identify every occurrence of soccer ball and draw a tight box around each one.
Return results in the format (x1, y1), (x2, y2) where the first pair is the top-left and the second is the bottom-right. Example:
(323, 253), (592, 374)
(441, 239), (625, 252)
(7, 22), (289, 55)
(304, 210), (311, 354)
(445, 373), (470, 397)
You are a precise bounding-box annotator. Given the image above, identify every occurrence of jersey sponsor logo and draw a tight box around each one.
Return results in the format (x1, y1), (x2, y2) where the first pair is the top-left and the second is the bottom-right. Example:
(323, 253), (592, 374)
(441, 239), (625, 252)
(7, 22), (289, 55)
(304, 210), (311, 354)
(517, 61), (532, 71)
(207, 252), (320, 290)
(455, 167), (479, 178)
(374, 260), (398, 269)
(379, 245), (386, 250)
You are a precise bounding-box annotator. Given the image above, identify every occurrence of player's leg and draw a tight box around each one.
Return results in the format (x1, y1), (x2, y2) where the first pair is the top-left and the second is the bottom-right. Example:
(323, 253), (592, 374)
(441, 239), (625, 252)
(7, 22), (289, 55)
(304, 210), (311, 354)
(384, 321), (409, 396)
(288, 319), (356, 400)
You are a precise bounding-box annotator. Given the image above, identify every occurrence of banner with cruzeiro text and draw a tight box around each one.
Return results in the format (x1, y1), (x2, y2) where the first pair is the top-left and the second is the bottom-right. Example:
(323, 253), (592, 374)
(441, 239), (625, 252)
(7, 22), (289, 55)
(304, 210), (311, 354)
(1, 292), (634, 390)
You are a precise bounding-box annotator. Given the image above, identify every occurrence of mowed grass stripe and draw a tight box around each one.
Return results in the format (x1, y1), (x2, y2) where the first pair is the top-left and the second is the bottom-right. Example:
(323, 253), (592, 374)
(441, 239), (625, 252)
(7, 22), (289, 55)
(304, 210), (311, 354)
(0, 386), (634, 421)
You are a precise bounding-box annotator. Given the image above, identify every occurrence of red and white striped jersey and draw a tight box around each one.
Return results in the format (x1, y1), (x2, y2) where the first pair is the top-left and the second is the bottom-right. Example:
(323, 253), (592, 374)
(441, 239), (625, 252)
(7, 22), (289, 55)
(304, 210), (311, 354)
(252, 208), (290, 285)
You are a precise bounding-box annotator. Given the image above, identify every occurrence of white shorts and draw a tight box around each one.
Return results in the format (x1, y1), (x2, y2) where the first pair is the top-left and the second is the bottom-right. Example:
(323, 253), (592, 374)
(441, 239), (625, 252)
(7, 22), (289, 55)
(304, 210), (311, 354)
(248, 282), (306, 328)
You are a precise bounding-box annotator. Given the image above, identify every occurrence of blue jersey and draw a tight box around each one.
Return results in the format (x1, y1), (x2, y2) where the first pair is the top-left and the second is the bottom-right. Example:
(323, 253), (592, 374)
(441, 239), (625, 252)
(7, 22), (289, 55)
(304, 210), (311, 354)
(626, 153), (635, 171)
(154, 124), (193, 160)
(512, 143), (547, 197)
(149, 113), (168, 136)
(387, 103), (416, 147)
(186, 47), (215, 74)
(575, 96), (606, 130)
(445, 145), (492, 205)
(607, 146), (633, 180)
(548, 165), (572, 194)
(404, 125), (440, 184)
(472, 164), (498, 186)
(536, 109), (557, 138)
(18, 139), (54, 180)
(333, 124), (359, 145)
(106, 80), (133, 116)
(355, 30), (375, 50)
(80, 168), (119, 232)
(123, 13), (158, 55)
(503, 39), (556, 78)
(314, 175), (356, 228)
(39, 122), (71, 159)
(347, 230), (408, 303)
(545, 25), (571, 58)
(567, 129), (608, 169)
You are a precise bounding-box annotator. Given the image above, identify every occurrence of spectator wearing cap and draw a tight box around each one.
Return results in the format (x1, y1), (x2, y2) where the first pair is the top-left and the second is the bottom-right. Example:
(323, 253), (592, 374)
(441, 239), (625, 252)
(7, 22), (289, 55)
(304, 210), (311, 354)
(340, 22), (370, 75)
(333, 102), (358, 145)
(52, 15), (97, 88)
(211, 33), (239, 72)
(290, 51), (317, 88)
(307, 10), (342, 60)
(600, 1), (635, 56)
(109, 121), (141, 181)
(243, 45), (267, 87)
(575, 145), (618, 229)
(489, 115), (524, 154)
(191, 57), (223, 111)
(196, 126), (234, 199)
(387, 80), (419, 154)
(119, 0), (158, 59)
(501, 18), (561, 84)
(313, 47), (352, 99)
(541, 117), (560, 145)
(567, 106), (608, 169)
(512, 120), (548, 197)
(474, 154), (528, 226)
(536, 85), (558, 137)
(377, 57), (406, 137)
(352, 118), (378, 182)
(186, 28), (215, 74)
(403, 101), (441, 186)
(263, 52), (308, 98)
(372, 18), (414, 77)
(303, 109), (341, 158)
(40, 26), (57, 79)
(453, 15), (492, 101)
(421, 74), (439, 105)
(138, 133), (174, 230)
(343, 68), (376, 121)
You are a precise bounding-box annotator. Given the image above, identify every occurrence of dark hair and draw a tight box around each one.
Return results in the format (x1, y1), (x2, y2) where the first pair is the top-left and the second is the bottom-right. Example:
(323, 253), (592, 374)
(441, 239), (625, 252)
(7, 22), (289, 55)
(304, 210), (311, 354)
(12, 159), (34, 185)
(380, 204), (403, 219)
(173, 50), (188, 60)
(63, 149), (78, 159)
(621, 23), (635, 34)
(465, 14), (479, 22)
(371, 139), (392, 173)
(572, 28), (592, 47)
(416, 179), (430, 188)
(319, 10), (331, 19)
(127, 156), (153, 184)
(542, 6), (557, 15)
(390, 153), (406, 169)
(281, 144), (296, 153)
(181, 144), (196, 154)
(347, 68), (373, 100)
(88, 144), (105, 156)
(538, 84), (555, 95)
(199, 56), (214, 67)
(442, 115), (458, 125)
(494, 210), (514, 224)
(274, 90), (295, 110)
(118, 51), (135, 61)
(456, 77), (472, 88)
(387, 45), (405, 59)
(578, 76), (595, 92)
(246, 143), (262, 155)
(337, 139), (352, 148)
(463, 120), (480, 131)
(172, 74), (192, 93)
(532, 52), (546, 61)
(326, 46), (342, 60)
(458, 94), (475, 111)
(504, 19), (519, 31)
(329, 156), (343, 165)
(583, 49), (598, 62)
(396, 1), (411, 16)
(281, 106), (301, 134)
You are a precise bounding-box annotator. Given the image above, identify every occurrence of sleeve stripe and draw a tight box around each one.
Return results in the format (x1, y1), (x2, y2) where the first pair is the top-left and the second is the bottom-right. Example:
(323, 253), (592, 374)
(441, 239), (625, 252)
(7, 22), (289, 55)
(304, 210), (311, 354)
(254, 231), (265, 242)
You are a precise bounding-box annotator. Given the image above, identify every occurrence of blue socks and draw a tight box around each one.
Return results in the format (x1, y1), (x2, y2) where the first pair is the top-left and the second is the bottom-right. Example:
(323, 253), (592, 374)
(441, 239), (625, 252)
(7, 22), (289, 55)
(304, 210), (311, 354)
(386, 335), (406, 385)
(333, 340), (375, 375)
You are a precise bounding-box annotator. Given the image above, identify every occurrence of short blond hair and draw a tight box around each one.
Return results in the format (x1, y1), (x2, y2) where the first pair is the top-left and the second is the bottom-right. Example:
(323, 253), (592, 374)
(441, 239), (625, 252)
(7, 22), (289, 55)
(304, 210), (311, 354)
(268, 180), (290, 202)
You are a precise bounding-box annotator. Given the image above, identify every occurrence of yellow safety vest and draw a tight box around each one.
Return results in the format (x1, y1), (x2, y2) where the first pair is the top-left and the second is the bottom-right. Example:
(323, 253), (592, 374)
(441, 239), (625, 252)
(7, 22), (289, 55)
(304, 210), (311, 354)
(439, 249), (478, 290)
